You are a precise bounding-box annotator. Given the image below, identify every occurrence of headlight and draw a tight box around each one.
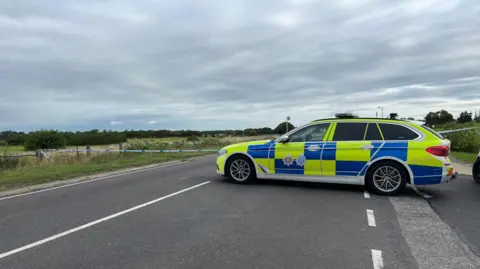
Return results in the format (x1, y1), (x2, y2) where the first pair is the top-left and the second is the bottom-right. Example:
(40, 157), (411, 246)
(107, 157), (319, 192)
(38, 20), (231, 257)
(218, 149), (228, 156)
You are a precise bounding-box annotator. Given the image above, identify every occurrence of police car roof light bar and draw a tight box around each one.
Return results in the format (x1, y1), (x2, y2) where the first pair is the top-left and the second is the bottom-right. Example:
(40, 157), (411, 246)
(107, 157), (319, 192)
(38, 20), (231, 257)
(334, 112), (358, 119)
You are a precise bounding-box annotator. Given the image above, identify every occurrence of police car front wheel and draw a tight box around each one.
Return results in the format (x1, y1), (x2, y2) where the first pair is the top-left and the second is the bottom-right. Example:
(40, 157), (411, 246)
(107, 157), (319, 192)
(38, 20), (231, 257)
(366, 161), (407, 196)
(226, 155), (256, 184)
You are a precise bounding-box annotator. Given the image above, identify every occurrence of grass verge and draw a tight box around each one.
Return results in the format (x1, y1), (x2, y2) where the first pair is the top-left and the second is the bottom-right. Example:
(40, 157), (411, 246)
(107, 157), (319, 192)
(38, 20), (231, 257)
(450, 151), (478, 164)
(0, 152), (213, 191)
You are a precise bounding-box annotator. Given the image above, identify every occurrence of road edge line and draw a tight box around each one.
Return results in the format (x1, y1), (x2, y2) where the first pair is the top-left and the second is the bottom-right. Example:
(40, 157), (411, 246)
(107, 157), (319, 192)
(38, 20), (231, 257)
(0, 154), (216, 201)
(0, 181), (211, 259)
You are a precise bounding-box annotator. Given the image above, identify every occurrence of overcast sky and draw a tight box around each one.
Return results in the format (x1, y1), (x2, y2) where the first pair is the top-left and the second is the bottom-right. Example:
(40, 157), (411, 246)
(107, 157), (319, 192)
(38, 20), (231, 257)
(1, 0), (479, 131)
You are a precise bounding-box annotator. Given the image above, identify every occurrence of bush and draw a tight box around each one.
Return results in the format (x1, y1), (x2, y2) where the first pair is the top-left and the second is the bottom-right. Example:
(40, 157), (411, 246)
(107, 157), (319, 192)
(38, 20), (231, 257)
(66, 132), (127, 146)
(125, 140), (170, 150)
(444, 129), (480, 153)
(24, 130), (66, 151)
(0, 140), (7, 146)
(0, 155), (21, 170)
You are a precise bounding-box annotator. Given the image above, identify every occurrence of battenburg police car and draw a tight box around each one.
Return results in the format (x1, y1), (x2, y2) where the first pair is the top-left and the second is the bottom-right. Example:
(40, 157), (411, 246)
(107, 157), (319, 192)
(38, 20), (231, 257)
(216, 114), (456, 196)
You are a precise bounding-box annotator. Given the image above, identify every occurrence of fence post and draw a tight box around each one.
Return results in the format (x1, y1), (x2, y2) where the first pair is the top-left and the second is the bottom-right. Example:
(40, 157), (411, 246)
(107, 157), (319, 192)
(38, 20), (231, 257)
(76, 146), (80, 160)
(119, 143), (123, 156)
(86, 145), (91, 157)
(35, 150), (43, 162)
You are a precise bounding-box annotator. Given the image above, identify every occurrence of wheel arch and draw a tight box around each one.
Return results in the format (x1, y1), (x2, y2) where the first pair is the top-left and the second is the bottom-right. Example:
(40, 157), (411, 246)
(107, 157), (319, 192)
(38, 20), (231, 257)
(224, 152), (258, 177)
(363, 157), (413, 184)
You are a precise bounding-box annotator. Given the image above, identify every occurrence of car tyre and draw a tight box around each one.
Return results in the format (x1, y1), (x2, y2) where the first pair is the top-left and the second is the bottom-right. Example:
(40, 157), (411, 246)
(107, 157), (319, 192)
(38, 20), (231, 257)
(473, 158), (480, 184)
(366, 161), (408, 196)
(226, 155), (256, 184)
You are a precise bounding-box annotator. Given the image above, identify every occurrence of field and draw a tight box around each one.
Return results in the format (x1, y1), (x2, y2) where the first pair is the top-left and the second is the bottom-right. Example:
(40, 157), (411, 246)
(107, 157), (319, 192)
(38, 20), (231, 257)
(0, 135), (277, 191)
(0, 135), (278, 153)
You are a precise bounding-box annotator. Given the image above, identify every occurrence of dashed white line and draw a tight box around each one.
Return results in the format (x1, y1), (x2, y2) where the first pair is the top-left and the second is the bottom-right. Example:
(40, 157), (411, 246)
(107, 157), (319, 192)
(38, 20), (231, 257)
(367, 209), (376, 227)
(179, 177), (188, 180)
(0, 181), (211, 260)
(371, 249), (383, 269)
(364, 190), (371, 199)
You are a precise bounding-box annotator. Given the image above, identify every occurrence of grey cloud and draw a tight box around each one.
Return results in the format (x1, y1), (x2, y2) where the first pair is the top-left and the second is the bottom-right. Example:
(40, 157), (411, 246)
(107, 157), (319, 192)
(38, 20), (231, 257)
(1, 0), (479, 131)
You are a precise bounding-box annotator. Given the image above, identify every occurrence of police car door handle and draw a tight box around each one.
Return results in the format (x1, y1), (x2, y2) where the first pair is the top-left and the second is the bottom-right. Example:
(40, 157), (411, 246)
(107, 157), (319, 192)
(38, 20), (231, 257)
(307, 145), (321, 151)
(361, 144), (374, 150)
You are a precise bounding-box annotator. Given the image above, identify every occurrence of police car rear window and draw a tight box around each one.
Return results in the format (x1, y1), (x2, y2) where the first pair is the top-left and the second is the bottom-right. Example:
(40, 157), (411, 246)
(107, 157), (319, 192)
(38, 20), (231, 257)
(421, 124), (444, 139)
(378, 123), (420, 140)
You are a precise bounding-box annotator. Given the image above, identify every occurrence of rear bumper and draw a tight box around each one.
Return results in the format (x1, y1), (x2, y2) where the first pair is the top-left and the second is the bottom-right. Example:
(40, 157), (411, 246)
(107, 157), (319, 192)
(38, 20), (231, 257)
(441, 166), (457, 183)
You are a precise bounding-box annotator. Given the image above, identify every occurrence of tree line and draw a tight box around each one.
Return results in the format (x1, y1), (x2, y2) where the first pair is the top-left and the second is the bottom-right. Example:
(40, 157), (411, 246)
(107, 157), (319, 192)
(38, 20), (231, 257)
(3, 109), (479, 151)
(423, 110), (480, 126)
(0, 122), (295, 150)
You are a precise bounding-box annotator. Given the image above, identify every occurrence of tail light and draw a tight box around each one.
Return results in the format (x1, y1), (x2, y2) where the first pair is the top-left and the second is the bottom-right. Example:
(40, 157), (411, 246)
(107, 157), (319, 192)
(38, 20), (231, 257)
(426, 145), (450, 157)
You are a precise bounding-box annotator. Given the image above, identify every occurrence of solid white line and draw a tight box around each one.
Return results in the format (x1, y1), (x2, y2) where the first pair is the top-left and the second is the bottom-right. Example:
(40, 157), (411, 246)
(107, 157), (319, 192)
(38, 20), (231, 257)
(364, 190), (371, 199)
(0, 155), (214, 202)
(0, 181), (211, 260)
(371, 249), (383, 269)
(367, 209), (376, 227)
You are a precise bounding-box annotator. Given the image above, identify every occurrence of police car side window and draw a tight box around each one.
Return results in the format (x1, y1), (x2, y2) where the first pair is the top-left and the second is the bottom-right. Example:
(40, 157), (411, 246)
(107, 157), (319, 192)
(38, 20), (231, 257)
(365, 123), (383, 140)
(332, 122), (367, 141)
(378, 123), (419, 140)
(289, 123), (331, 142)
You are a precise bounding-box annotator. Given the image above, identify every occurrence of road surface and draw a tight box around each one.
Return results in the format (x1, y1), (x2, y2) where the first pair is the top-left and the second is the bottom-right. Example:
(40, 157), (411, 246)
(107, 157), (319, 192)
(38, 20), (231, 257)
(0, 156), (479, 269)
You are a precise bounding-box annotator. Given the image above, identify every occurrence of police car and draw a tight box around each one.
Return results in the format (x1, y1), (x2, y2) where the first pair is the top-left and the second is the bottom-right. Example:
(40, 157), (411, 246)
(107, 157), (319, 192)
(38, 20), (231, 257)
(216, 114), (456, 196)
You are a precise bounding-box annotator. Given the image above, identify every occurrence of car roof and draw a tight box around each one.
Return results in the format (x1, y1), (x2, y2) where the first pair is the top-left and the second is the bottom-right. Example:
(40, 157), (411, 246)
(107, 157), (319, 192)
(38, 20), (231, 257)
(310, 117), (417, 124)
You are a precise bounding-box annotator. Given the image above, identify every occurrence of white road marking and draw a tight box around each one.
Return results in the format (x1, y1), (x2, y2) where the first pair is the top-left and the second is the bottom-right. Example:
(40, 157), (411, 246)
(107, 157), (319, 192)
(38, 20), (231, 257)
(0, 181), (211, 260)
(0, 155), (214, 202)
(367, 209), (376, 227)
(179, 177), (188, 180)
(364, 190), (370, 198)
(371, 249), (383, 269)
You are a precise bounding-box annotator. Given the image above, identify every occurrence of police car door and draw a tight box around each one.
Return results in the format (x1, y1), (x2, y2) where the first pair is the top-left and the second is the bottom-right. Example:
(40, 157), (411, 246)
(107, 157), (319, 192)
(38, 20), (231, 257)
(322, 122), (372, 180)
(274, 122), (331, 176)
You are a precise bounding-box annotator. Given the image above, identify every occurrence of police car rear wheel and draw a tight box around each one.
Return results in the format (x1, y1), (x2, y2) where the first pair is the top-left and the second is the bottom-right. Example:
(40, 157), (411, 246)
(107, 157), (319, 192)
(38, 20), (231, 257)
(367, 161), (407, 196)
(226, 155), (255, 184)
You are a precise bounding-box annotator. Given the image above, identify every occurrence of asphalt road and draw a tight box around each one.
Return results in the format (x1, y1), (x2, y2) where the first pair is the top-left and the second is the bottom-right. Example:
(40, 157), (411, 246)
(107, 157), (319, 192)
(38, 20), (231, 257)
(420, 174), (480, 257)
(0, 156), (479, 269)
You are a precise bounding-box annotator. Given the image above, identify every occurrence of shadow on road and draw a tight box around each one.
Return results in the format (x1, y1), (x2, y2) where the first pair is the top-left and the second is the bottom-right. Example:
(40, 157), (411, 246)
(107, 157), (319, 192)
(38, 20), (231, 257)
(214, 175), (366, 195)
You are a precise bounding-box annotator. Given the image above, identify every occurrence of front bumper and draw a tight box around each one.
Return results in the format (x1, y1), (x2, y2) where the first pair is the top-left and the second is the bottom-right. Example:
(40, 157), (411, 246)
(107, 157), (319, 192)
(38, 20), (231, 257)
(216, 155), (226, 175)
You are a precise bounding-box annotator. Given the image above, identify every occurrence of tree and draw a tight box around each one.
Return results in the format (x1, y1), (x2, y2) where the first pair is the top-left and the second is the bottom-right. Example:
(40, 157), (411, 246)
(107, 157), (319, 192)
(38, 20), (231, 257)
(186, 136), (199, 144)
(24, 130), (66, 151)
(474, 111), (480, 122)
(273, 122), (295, 134)
(424, 110), (454, 126)
(457, 111), (472, 124)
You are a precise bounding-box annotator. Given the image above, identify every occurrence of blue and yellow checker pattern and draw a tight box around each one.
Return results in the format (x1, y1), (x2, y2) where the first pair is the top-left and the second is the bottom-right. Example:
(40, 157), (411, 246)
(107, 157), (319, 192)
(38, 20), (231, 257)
(217, 119), (450, 186)
(241, 140), (446, 185)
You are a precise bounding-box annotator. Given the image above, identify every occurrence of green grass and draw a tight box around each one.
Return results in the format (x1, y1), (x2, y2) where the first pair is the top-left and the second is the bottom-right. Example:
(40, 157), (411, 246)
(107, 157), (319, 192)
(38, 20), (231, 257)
(0, 145), (27, 154)
(0, 135), (273, 191)
(0, 152), (212, 191)
(450, 151), (478, 164)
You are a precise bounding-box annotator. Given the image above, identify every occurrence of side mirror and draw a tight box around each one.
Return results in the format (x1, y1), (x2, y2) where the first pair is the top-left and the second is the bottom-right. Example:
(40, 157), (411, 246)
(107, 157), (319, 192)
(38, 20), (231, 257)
(278, 135), (289, 143)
